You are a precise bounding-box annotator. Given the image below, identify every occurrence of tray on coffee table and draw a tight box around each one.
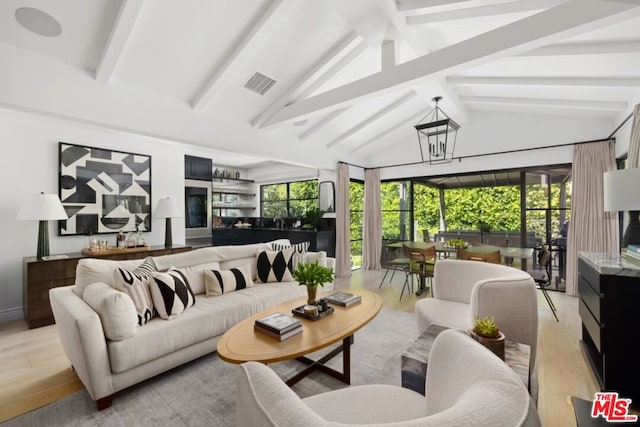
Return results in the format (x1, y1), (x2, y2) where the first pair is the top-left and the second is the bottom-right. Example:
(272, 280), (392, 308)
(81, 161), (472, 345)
(292, 305), (334, 321)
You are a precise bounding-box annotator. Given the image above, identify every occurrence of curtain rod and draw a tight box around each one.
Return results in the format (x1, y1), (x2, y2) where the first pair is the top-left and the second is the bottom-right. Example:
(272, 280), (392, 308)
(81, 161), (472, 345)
(607, 112), (633, 140)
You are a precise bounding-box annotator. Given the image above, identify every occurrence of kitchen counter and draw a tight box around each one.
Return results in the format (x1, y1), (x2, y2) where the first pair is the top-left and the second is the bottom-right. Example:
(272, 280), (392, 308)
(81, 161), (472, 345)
(211, 227), (335, 257)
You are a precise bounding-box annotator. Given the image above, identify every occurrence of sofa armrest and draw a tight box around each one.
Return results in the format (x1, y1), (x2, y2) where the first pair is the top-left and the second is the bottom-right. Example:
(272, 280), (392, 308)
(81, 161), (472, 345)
(49, 286), (115, 401)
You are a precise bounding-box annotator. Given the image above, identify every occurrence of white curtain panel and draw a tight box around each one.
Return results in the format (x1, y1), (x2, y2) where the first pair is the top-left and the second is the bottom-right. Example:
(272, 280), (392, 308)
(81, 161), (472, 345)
(565, 140), (619, 296)
(626, 103), (640, 168)
(362, 168), (382, 270)
(335, 162), (351, 278)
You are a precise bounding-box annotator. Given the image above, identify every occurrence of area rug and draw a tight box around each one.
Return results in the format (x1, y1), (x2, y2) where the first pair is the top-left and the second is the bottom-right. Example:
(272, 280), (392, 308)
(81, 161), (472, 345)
(2, 307), (418, 427)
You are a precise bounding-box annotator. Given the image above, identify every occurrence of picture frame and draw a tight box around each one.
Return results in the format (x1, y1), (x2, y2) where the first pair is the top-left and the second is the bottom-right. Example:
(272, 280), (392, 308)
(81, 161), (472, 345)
(58, 142), (152, 236)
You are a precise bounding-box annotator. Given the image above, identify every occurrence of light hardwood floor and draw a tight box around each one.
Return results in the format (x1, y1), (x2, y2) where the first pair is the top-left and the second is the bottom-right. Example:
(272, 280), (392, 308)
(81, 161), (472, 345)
(0, 268), (598, 426)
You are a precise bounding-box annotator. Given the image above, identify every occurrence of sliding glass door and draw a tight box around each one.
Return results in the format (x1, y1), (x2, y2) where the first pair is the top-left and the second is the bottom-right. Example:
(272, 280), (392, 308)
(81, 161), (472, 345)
(524, 170), (571, 291)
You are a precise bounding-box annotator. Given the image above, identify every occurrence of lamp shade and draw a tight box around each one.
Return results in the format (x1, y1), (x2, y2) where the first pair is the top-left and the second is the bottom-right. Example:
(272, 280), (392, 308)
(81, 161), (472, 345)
(154, 197), (182, 219)
(17, 193), (67, 220)
(603, 168), (640, 212)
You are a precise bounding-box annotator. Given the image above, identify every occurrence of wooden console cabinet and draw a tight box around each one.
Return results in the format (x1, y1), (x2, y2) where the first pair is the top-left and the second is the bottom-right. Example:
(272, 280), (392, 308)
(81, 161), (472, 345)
(578, 252), (640, 403)
(23, 245), (191, 329)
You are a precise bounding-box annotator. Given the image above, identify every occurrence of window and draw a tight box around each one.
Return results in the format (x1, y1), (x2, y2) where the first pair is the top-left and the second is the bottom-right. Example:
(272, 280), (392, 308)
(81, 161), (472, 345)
(260, 180), (318, 217)
(381, 180), (412, 241)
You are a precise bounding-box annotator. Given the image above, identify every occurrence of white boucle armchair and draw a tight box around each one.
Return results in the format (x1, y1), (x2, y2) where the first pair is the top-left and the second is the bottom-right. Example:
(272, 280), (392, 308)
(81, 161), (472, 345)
(415, 259), (538, 373)
(235, 329), (540, 427)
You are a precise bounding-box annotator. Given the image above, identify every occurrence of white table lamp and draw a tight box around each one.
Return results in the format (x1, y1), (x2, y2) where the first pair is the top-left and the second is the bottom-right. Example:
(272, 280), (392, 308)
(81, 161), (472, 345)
(17, 193), (68, 259)
(155, 197), (182, 247)
(604, 168), (640, 247)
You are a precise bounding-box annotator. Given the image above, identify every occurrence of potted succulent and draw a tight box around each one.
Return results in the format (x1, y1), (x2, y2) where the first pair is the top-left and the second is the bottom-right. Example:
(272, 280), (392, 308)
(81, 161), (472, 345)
(292, 261), (334, 305)
(469, 316), (505, 360)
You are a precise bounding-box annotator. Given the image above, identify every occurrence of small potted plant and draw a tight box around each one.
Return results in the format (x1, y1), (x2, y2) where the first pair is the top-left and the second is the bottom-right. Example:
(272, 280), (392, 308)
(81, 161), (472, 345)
(292, 261), (334, 305)
(469, 316), (505, 360)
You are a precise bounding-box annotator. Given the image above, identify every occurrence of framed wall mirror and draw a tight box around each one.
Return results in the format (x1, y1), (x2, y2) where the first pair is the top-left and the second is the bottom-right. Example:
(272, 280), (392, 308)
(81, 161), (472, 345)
(319, 181), (335, 212)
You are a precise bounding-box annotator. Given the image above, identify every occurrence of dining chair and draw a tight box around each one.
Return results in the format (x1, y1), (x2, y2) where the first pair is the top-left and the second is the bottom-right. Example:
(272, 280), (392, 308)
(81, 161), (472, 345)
(379, 241), (410, 289)
(457, 248), (502, 264)
(402, 244), (436, 300)
(530, 246), (558, 321)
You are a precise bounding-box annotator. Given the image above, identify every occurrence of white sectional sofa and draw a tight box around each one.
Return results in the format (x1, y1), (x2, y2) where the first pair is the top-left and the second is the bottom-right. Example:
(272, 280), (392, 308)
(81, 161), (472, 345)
(49, 241), (334, 409)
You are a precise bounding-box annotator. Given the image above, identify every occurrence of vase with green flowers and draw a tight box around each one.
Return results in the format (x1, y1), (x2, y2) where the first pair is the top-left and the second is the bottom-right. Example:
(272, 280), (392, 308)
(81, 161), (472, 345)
(292, 261), (334, 305)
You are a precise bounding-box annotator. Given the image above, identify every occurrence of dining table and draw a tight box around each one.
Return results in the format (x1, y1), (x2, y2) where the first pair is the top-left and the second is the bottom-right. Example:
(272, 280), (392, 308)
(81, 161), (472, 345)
(385, 241), (534, 295)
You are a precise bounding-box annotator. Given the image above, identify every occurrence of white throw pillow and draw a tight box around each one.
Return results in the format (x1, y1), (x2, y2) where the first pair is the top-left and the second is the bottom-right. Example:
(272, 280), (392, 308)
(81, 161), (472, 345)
(75, 258), (148, 297)
(171, 261), (221, 295)
(150, 268), (196, 320)
(82, 282), (137, 341)
(204, 264), (254, 296)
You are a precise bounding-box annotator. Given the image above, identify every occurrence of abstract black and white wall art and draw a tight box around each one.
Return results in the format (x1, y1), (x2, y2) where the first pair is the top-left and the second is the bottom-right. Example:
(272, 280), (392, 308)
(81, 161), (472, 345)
(58, 142), (152, 236)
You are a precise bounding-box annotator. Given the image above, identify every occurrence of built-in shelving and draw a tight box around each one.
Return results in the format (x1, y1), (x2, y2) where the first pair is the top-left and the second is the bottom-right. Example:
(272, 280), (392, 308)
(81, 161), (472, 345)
(212, 177), (256, 216)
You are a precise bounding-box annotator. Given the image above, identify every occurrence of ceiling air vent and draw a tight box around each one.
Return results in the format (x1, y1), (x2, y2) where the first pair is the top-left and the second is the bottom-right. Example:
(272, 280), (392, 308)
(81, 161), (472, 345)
(243, 72), (276, 96)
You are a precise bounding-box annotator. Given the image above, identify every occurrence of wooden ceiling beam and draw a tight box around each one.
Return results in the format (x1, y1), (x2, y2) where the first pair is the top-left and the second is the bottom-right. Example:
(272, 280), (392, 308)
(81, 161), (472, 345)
(448, 76), (640, 87)
(95, 0), (144, 83)
(264, 0), (639, 127)
(406, 0), (563, 25)
(460, 95), (628, 111)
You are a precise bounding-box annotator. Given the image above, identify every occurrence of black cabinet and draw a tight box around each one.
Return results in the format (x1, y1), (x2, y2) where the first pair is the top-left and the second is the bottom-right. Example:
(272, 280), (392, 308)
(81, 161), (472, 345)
(184, 155), (212, 181)
(211, 228), (335, 257)
(578, 254), (640, 403)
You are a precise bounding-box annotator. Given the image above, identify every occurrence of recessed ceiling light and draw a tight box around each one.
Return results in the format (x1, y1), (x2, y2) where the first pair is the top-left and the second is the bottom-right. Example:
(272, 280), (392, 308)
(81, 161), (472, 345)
(15, 7), (62, 37)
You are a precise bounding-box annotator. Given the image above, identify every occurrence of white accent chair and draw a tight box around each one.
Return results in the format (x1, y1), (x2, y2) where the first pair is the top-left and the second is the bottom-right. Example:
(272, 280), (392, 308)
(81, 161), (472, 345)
(235, 329), (540, 426)
(415, 259), (538, 374)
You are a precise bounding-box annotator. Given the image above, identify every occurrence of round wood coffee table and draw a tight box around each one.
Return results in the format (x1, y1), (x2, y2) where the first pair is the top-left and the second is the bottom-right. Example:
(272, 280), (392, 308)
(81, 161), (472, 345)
(216, 288), (382, 386)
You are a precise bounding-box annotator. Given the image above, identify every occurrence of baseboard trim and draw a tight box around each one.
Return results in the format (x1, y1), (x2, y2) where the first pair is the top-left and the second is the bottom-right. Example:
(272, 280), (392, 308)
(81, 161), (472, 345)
(0, 306), (24, 323)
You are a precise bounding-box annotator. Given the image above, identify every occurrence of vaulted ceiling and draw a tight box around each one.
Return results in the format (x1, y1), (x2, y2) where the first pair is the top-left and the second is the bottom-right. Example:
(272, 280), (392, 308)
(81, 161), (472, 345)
(1, 0), (639, 172)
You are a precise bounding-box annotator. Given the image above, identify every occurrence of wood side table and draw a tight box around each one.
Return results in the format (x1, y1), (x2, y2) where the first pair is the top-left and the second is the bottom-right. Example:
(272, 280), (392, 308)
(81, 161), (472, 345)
(401, 324), (530, 395)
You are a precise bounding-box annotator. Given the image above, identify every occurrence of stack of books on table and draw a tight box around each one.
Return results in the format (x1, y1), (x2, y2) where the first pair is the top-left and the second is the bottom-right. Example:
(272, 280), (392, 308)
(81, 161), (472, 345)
(254, 312), (302, 341)
(325, 291), (361, 307)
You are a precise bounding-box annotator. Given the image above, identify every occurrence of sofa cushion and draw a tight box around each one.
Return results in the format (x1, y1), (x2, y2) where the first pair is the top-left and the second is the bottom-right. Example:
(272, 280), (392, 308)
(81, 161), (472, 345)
(415, 298), (472, 334)
(112, 258), (157, 326)
(82, 282), (137, 341)
(75, 258), (146, 297)
(204, 264), (254, 296)
(256, 249), (294, 283)
(272, 241), (310, 270)
(152, 244), (271, 282)
(150, 268), (196, 320)
(107, 282), (307, 373)
(171, 261), (221, 295)
(304, 251), (328, 268)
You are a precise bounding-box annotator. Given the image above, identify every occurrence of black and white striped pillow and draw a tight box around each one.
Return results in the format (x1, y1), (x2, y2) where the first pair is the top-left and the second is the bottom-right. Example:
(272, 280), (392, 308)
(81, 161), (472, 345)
(149, 268), (196, 320)
(204, 264), (254, 296)
(256, 249), (294, 283)
(112, 257), (157, 326)
(272, 241), (310, 271)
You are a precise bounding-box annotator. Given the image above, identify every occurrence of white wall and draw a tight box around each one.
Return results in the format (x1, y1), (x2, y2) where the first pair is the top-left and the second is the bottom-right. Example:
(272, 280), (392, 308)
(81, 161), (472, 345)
(0, 108), (215, 321)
